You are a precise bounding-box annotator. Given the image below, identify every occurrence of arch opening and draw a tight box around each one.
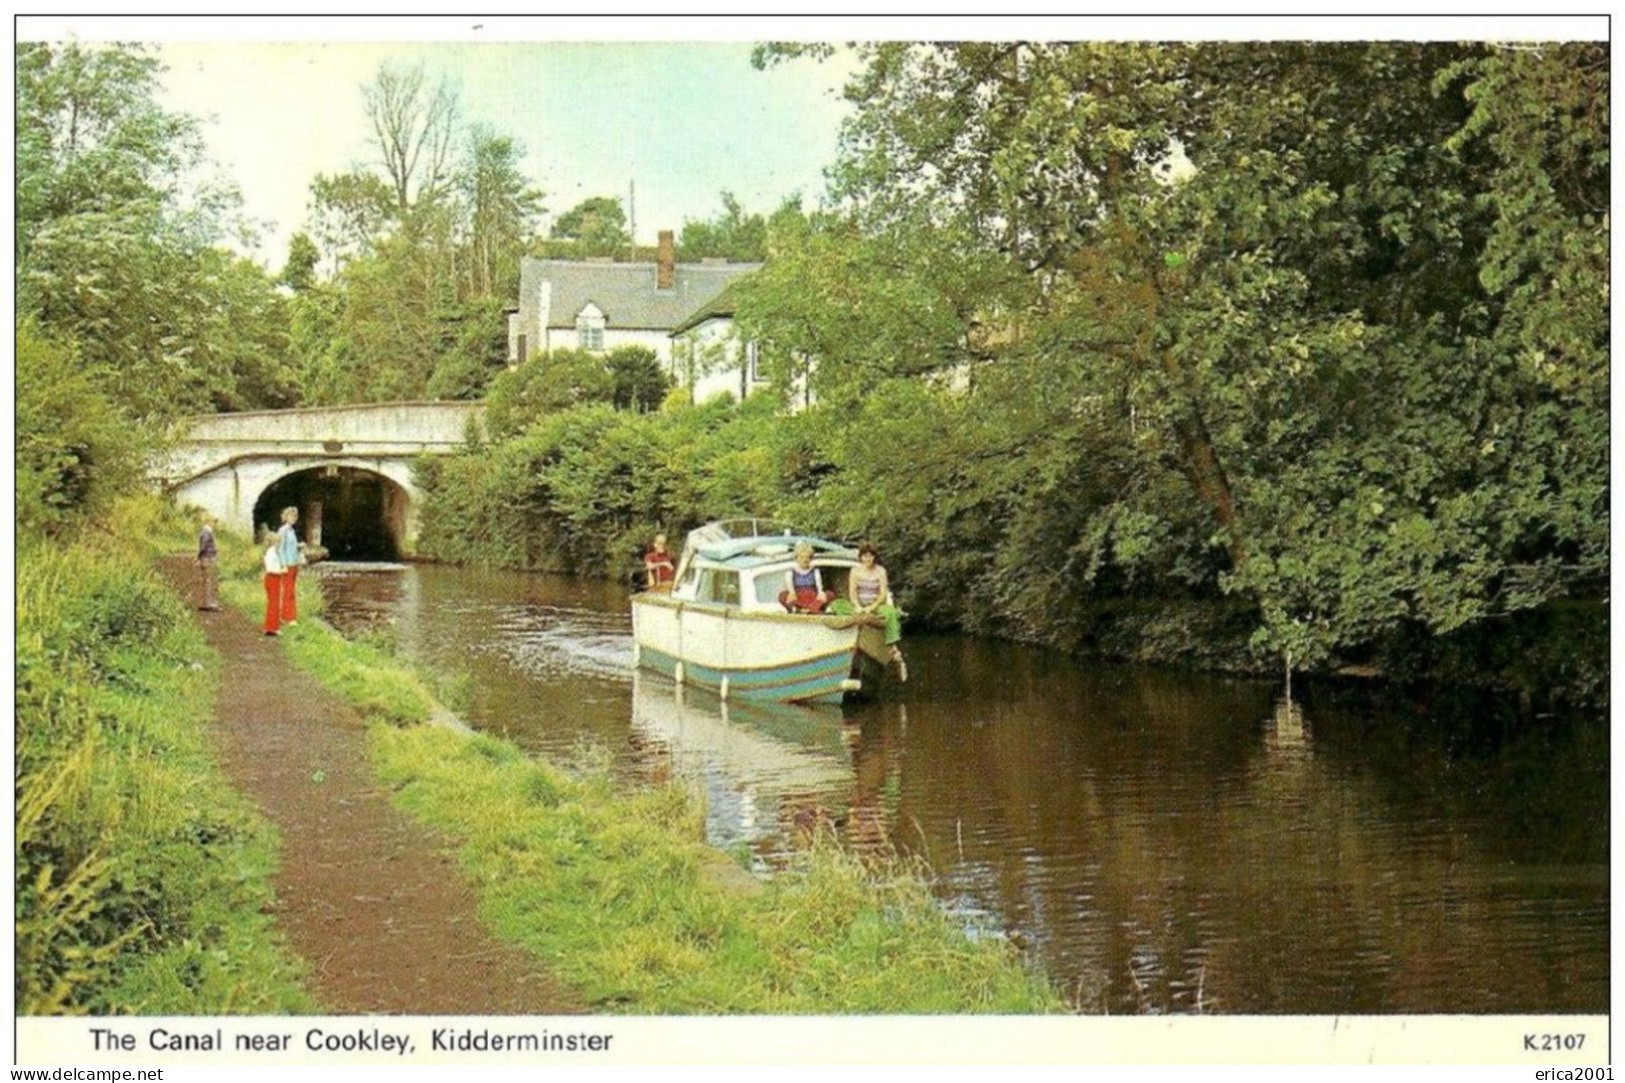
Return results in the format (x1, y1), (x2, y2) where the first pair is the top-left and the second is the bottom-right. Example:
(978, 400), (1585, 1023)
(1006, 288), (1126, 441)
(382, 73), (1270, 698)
(252, 465), (407, 561)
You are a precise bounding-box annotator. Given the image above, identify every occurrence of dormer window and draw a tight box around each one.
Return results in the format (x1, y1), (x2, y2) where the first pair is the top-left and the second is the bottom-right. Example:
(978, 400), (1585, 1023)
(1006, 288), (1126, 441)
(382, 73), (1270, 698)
(576, 303), (606, 353)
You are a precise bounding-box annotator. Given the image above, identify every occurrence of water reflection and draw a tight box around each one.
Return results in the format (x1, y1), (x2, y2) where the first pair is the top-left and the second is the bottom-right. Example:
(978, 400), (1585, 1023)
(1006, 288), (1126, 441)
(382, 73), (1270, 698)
(315, 562), (1607, 1014)
(629, 674), (851, 861)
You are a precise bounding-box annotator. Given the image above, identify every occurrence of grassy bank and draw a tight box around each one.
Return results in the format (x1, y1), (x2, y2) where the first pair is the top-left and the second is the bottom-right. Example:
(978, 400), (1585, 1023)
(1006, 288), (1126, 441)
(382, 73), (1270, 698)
(16, 501), (312, 1014)
(229, 563), (1062, 1013)
(372, 724), (1062, 1012)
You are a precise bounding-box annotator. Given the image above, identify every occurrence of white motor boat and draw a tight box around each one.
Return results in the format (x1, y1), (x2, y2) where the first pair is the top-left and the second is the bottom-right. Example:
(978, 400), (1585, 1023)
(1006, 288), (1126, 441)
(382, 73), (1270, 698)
(629, 519), (895, 705)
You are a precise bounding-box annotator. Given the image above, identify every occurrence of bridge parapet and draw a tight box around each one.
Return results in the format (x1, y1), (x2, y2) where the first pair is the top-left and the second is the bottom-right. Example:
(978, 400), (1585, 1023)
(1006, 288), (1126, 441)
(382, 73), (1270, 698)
(182, 400), (484, 443)
(161, 401), (485, 485)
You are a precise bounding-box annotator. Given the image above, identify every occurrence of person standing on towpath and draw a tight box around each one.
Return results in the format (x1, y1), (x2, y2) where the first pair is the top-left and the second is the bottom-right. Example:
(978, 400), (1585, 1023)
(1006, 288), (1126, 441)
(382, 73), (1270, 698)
(196, 514), (221, 611)
(277, 506), (305, 624)
(262, 528), (286, 636)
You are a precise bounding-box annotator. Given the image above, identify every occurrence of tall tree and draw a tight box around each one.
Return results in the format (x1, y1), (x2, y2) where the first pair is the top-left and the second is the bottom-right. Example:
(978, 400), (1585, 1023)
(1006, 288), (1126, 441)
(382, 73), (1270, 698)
(293, 71), (552, 403)
(279, 231), (320, 292)
(457, 126), (544, 298)
(678, 191), (770, 261)
(16, 42), (205, 256)
(363, 60), (460, 213)
(17, 41), (291, 418)
(307, 170), (396, 274)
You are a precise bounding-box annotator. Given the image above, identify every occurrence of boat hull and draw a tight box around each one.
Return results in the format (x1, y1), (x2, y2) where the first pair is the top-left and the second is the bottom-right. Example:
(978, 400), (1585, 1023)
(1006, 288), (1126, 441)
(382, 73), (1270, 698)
(631, 595), (889, 704)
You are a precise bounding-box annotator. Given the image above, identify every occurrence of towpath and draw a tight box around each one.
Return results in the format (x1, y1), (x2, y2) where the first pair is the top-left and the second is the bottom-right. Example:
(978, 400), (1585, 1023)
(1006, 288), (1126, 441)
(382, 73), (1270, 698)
(160, 557), (582, 1015)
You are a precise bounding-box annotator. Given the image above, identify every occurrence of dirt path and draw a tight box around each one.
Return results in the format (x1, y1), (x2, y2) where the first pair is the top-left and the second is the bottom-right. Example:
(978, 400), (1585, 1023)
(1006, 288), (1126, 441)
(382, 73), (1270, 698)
(160, 557), (582, 1015)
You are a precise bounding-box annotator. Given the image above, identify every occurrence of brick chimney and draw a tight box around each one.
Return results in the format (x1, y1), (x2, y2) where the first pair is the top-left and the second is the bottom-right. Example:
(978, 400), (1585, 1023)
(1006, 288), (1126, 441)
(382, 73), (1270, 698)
(657, 230), (675, 290)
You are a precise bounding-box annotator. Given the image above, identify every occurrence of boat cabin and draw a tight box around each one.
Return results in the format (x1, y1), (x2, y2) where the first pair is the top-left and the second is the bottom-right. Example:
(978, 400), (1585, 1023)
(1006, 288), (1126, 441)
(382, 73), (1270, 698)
(668, 520), (859, 614)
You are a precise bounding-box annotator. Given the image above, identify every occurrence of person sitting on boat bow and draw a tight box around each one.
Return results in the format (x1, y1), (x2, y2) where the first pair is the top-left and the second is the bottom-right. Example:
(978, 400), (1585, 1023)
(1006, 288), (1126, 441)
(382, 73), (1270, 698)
(779, 541), (836, 613)
(831, 541), (908, 682)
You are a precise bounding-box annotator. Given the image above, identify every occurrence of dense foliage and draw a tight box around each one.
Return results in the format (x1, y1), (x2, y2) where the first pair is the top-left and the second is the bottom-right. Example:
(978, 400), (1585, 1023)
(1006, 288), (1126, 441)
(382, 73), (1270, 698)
(483, 346), (675, 439)
(417, 393), (785, 578)
(16, 42), (297, 420)
(288, 97), (545, 405)
(731, 41), (1607, 682)
(419, 41), (1606, 704)
(548, 194), (631, 255)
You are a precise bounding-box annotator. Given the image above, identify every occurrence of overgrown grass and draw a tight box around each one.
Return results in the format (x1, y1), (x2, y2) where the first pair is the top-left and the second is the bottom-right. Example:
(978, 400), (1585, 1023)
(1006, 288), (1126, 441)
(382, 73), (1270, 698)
(16, 508), (313, 1014)
(371, 725), (1063, 1013)
(249, 599), (1062, 1013)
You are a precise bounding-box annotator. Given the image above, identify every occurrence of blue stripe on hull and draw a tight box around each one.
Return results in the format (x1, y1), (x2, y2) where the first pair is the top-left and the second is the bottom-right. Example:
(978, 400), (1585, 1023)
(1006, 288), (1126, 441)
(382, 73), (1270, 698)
(638, 645), (852, 704)
(640, 647), (679, 679)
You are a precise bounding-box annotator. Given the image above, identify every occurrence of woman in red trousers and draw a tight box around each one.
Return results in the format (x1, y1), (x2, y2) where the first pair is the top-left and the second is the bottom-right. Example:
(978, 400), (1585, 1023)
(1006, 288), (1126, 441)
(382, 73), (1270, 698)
(276, 506), (304, 624)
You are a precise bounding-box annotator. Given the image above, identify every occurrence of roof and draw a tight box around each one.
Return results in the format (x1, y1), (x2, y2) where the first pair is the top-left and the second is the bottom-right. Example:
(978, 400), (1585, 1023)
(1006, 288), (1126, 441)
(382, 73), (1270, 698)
(670, 275), (754, 337)
(696, 535), (854, 570)
(521, 257), (760, 332)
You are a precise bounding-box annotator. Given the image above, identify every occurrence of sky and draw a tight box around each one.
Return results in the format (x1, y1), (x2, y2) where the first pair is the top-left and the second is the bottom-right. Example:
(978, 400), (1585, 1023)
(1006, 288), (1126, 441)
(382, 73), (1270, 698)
(18, 17), (865, 268)
(148, 39), (858, 266)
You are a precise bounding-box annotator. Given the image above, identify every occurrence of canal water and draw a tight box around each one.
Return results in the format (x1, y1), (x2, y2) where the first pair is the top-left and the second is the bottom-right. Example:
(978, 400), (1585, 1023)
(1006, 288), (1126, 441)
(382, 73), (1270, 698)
(315, 561), (1608, 1015)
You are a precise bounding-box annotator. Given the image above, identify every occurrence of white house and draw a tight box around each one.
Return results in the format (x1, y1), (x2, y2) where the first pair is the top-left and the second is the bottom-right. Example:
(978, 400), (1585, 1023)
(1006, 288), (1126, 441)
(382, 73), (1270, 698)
(509, 231), (759, 374)
(667, 279), (772, 404)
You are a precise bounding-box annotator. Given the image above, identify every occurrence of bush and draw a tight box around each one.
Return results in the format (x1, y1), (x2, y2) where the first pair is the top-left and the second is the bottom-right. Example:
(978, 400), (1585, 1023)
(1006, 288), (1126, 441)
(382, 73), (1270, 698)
(16, 320), (152, 540)
(607, 345), (673, 413)
(485, 349), (614, 438)
(415, 396), (808, 578)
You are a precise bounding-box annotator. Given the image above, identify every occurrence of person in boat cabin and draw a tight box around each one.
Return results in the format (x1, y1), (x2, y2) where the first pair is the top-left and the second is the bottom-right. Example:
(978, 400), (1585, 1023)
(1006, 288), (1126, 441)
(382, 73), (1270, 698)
(839, 542), (908, 682)
(779, 541), (837, 613)
(644, 533), (676, 592)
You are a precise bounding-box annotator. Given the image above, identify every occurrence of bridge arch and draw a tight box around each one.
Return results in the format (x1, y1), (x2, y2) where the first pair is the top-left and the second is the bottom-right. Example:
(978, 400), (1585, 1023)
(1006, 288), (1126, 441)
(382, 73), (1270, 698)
(250, 460), (413, 560)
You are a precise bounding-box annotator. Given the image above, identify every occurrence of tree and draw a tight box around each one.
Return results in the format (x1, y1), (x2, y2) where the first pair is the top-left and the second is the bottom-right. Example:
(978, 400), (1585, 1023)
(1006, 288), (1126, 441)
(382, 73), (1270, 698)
(485, 350), (615, 437)
(16, 42), (206, 257)
(549, 196), (630, 256)
(17, 41), (297, 418)
(457, 127), (544, 299)
(427, 297), (511, 400)
(279, 231), (320, 292)
(606, 345), (673, 412)
(678, 191), (769, 261)
(294, 70), (550, 404)
(362, 61), (459, 213)
(750, 41), (1608, 673)
(306, 170), (396, 274)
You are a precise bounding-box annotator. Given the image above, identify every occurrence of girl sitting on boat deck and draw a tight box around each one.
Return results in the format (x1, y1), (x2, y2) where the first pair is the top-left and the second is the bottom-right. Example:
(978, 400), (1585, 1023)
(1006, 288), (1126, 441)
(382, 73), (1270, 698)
(830, 542), (908, 682)
(779, 541), (837, 613)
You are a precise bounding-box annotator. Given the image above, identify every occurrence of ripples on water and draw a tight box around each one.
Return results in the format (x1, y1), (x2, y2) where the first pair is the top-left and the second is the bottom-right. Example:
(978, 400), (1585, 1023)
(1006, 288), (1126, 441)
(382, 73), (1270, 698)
(315, 561), (1608, 1015)
(483, 605), (634, 680)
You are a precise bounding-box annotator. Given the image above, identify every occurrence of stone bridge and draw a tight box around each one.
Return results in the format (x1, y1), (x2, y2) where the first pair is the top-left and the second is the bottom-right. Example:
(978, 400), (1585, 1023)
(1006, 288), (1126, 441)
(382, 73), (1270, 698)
(160, 401), (484, 559)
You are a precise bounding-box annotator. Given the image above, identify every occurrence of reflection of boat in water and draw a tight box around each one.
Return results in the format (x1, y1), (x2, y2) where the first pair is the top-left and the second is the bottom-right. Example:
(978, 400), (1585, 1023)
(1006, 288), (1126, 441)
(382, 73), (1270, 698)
(629, 673), (853, 849)
(630, 519), (896, 704)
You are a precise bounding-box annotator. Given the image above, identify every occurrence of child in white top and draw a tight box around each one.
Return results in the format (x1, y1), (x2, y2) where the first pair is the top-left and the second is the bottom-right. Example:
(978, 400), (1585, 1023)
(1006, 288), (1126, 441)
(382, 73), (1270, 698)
(262, 532), (285, 635)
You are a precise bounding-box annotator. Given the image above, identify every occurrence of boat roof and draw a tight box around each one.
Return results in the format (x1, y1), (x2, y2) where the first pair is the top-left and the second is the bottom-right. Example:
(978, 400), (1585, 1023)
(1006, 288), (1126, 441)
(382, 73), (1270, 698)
(680, 521), (856, 571)
(694, 535), (856, 571)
